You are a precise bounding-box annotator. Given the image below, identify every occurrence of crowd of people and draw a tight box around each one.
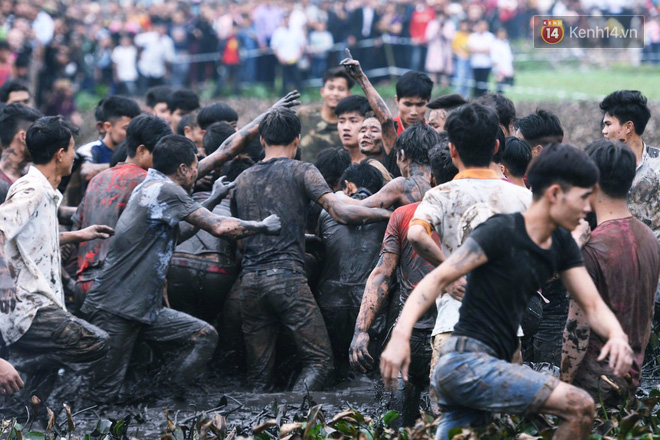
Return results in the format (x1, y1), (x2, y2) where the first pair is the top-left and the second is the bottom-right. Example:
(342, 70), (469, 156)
(0, 42), (658, 439)
(0, 0), (657, 121)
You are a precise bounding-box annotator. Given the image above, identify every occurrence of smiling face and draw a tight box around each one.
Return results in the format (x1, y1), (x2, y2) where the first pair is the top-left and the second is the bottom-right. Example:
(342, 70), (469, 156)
(337, 111), (364, 149)
(395, 95), (428, 128)
(358, 117), (383, 156)
(320, 77), (351, 110)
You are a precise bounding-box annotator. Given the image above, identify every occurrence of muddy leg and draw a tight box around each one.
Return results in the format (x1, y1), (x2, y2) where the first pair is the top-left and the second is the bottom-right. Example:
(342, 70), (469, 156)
(539, 382), (594, 440)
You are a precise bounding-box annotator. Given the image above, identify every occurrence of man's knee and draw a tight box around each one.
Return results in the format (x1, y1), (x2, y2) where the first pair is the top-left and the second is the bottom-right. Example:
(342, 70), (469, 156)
(563, 386), (595, 424)
(193, 323), (219, 351)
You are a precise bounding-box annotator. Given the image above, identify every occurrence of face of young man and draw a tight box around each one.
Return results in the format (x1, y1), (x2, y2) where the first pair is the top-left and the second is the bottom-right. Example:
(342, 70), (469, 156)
(152, 102), (172, 124)
(427, 109), (447, 132)
(179, 156), (199, 193)
(7, 90), (30, 106)
(601, 113), (630, 143)
(320, 77), (351, 110)
(338, 111), (364, 149)
(396, 95), (428, 128)
(170, 109), (188, 133)
(358, 117), (383, 156)
(551, 185), (593, 231)
(105, 116), (132, 146)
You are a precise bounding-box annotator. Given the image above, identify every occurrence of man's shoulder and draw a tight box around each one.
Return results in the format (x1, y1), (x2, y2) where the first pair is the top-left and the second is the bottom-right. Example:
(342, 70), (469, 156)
(647, 145), (660, 159)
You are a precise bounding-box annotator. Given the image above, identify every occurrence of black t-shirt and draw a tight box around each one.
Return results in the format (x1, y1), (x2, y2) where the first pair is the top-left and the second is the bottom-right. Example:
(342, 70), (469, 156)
(452, 213), (584, 361)
(232, 157), (332, 273)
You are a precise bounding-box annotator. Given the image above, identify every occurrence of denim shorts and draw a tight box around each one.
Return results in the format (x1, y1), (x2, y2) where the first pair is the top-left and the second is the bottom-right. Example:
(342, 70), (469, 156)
(432, 336), (558, 440)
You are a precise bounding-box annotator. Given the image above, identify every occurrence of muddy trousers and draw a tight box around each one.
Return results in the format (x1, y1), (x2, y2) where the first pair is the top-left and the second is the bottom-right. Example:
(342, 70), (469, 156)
(1, 305), (109, 416)
(240, 269), (333, 391)
(85, 307), (218, 400)
(391, 328), (432, 428)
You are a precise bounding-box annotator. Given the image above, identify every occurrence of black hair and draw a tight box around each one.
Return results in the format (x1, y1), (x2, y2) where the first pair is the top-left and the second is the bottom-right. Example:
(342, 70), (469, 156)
(0, 103), (42, 149)
(203, 121), (236, 156)
(152, 134), (198, 175)
(167, 89), (200, 113)
(315, 147), (351, 190)
(221, 155), (255, 181)
(0, 79), (30, 103)
(110, 141), (128, 167)
(100, 96), (141, 122)
(0, 41), (10, 51)
(176, 111), (199, 136)
(429, 131), (458, 184)
(335, 95), (371, 118)
(94, 98), (106, 122)
(145, 85), (173, 108)
(527, 143), (599, 200)
(322, 67), (355, 90)
(427, 94), (467, 111)
(395, 71), (433, 101)
(444, 102), (499, 167)
(584, 139), (636, 199)
(516, 109), (564, 147)
(599, 90), (651, 136)
(493, 126), (506, 163)
(197, 103), (239, 130)
(125, 114), (173, 157)
(245, 136), (265, 162)
(394, 123), (438, 165)
(340, 160), (384, 194)
(259, 107), (301, 146)
(26, 116), (79, 165)
(476, 92), (516, 131)
(502, 136), (532, 178)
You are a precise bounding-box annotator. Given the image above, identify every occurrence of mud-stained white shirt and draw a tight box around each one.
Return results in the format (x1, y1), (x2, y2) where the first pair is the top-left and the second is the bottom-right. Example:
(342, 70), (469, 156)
(629, 144), (660, 241)
(0, 166), (63, 345)
(411, 170), (532, 336)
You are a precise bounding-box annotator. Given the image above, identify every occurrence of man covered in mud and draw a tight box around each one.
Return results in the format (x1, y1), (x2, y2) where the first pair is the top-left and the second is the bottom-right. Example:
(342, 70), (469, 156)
(406, 103), (531, 370)
(349, 141), (458, 427)
(382, 143), (634, 440)
(561, 140), (660, 405)
(73, 115), (172, 308)
(0, 117), (113, 409)
(316, 161), (387, 380)
(338, 124), (438, 210)
(426, 94), (467, 133)
(231, 108), (391, 392)
(81, 135), (281, 400)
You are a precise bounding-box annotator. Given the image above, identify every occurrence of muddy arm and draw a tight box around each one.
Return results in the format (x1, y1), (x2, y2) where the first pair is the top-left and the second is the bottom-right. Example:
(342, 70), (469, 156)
(408, 223), (445, 266)
(183, 208), (280, 241)
(337, 179), (404, 210)
(560, 299), (590, 383)
(317, 193), (391, 225)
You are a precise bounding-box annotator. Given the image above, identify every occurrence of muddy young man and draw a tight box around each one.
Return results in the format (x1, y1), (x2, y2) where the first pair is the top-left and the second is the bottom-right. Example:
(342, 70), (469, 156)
(0, 117), (113, 410)
(231, 107), (391, 391)
(381, 143), (634, 440)
(298, 67), (355, 163)
(561, 140), (660, 406)
(426, 94), (467, 133)
(81, 135), (281, 400)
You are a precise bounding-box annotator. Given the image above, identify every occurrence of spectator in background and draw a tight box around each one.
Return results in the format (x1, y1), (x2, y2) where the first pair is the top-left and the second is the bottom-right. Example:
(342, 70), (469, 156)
(218, 22), (242, 96)
(0, 79), (30, 106)
(271, 13), (306, 96)
(0, 41), (14, 87)
(308, 22), (334, 79)
(252, 0), (282, 87)
(112, 34), (139, 96)
(145, 85), (173, 124)
(424, 9), (455, 88)
(167, 88), (200, 133)
(408, 2), (435, 73)
(468, 20), (495, 97)
(492, 28), (514, 93)
(135, 19), (175, 93)
(452, 20), (471, 98)
(347, 0), (381, 72)
(169, 8), (192, 89)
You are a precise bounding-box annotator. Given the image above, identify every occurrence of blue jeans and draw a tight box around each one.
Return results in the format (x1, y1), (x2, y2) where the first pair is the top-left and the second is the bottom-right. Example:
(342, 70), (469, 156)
(453, 58), (471, 98)
(432, 336), (558, 440)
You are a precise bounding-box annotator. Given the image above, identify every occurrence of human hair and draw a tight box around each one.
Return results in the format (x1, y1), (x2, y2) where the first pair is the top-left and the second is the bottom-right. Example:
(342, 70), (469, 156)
(0, 79), (30, 103)
(110, 141), (128, 167)
(94, 98), (106, 122)
(0, 103), (42, 149)
(259, 107), (301, 146)
(476, 92), (516, 131)
(599, 90), (651, 136)
(197, 103), (239, 130)
(100, 96), (141, 123)
(516, 109), (564, 147)
(152, 134), (198, 175)
(395, 71), (433, 101)
(444, 102), (499, 167)
(429, 131), (458, 184)
(340, 160), (384, 194)
(125, 114), (173, 157)
(335, 95), (371, 118)
(394, 123), (438, 165)
(145, 85), (173, 108)
(315, 147), (351, 189)
(322, 67), (355, 89)
(502, 136), (532, 178)
(427, 94), (467, 111)
(527, 143), (599, 200)
(167, 89), (200, 113)
(492, 126), (506, 163)
(203, 121), (236, 156)
(221, 155), (255, 181)
(176, 111), (199, 136)
(584, 139), (636, 199)
(26, 116), (79, 165)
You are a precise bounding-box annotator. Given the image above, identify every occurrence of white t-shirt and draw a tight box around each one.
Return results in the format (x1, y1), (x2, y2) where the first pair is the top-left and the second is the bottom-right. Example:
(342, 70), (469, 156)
(112, 45), (139, 82)
(135, 31), (175, 78)
(491, 38), (514, 77)
(270, 26), (307, 64)
(468, 31), (495, 69)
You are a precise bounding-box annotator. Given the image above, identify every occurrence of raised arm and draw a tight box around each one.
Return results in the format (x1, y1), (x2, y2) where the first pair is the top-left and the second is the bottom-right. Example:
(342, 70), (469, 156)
(560, 266), (632, 377)
(341, 50), (397, 154)
(380, 237), (488, 389)
(197, 91), (302, 178)
(317, 192), (390, 225)
(350, 252), (399, 372)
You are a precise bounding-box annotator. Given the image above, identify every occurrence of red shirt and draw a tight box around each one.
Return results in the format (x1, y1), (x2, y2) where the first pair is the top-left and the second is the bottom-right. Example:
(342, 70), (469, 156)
(73, 163), (147, 279)
(409, 7), (436, 42)
(393, 115), (426, 136)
